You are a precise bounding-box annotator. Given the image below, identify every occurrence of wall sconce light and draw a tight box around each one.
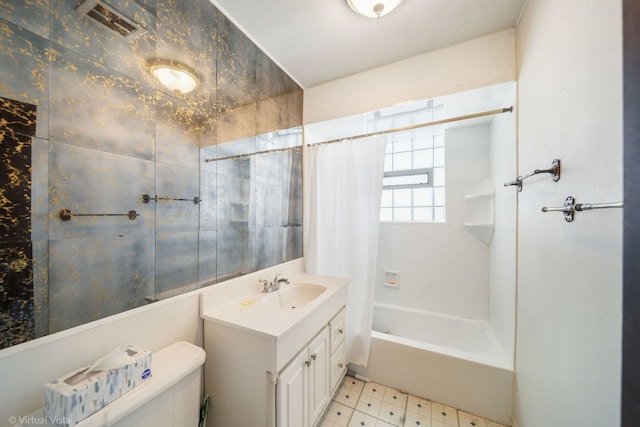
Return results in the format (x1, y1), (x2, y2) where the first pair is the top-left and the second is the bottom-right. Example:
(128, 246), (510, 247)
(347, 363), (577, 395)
(147, 59), (201, 95)
(346, 0), (404, 18)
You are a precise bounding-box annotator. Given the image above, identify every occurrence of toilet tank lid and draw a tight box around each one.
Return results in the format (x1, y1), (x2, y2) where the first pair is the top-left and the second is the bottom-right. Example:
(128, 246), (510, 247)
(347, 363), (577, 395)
(24, 342), (206, 427)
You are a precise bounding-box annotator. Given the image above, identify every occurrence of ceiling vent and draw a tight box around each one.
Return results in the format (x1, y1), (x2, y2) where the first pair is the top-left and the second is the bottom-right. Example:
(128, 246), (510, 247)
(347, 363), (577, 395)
(75, 0), (145, 39)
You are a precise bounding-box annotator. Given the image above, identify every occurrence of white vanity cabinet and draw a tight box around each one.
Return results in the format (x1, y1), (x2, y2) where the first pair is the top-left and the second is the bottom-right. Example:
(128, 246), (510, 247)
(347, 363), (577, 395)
(277, 327), (330, 427)
(200, 272), (349, 427)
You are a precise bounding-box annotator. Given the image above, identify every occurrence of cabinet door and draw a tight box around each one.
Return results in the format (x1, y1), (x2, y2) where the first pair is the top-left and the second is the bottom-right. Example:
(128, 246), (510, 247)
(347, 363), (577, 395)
(308, 327), (330, 425)
(277, 349), (309, 427)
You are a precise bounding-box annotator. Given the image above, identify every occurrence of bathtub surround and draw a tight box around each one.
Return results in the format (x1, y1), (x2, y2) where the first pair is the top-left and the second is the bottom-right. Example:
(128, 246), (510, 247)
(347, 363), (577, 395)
(0, 0), (303, 349)
(305, 136), (387, 366)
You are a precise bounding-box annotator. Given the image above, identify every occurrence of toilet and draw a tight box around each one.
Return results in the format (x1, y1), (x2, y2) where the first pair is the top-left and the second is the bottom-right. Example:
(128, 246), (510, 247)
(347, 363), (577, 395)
(20, 341), (206, 427)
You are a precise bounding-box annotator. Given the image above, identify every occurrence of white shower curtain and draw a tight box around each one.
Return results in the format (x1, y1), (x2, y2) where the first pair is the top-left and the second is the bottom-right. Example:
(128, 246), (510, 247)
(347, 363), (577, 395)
(305, 136), (386, 367)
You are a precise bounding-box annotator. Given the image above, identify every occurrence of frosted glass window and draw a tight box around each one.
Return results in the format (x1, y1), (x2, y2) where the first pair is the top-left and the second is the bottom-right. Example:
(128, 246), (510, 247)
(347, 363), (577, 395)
(393, 207), (412, 221)
(413, 136), (432, 150)
(393, 152), (412, 170)
(394, 189), (412, 207)
(413, 149), (433, 169)
(413, 207), (433, 221)
(393, 139), (412, 153)
(373, 98), (446, 222)
(413, 187), (433, 206)
(381, 189), (393, 207)
(433, 167), (445, 186)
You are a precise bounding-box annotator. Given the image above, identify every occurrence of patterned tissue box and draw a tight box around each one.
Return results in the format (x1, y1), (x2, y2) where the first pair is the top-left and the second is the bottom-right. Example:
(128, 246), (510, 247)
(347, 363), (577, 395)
(44, 345), (152, 426)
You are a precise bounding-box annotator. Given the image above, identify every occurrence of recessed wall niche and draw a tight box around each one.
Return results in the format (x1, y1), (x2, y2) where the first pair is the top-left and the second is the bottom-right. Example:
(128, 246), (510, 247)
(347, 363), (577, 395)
(0, 0), (303, 349)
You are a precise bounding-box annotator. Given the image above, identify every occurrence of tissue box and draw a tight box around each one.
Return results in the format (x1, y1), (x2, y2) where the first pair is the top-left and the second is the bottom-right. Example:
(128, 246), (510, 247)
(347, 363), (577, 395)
(44, 345), (152, 426)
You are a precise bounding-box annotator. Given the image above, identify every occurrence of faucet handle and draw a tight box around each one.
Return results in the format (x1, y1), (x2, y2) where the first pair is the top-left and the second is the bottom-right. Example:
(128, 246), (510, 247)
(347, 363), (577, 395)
(274, 272), (289, 284)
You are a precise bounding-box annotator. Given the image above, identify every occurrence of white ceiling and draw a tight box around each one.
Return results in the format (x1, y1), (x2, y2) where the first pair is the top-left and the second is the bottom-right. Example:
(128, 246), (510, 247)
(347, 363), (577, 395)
(210, 0), (527, 88)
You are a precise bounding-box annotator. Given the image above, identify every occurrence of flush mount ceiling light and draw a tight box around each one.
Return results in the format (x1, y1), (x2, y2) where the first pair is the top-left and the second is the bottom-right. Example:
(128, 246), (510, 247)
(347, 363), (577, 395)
(147, 59), (201, 95)
(346, 0), (404, 18)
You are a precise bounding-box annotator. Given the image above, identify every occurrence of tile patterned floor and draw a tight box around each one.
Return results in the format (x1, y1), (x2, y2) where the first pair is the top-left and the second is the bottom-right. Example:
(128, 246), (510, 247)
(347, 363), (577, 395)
(319, 376), (510, 427)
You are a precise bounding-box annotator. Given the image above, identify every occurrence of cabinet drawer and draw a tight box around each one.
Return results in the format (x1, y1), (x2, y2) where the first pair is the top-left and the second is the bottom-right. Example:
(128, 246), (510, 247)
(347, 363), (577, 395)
(329, 307), (346, 354)
(330, 340), (347, 393)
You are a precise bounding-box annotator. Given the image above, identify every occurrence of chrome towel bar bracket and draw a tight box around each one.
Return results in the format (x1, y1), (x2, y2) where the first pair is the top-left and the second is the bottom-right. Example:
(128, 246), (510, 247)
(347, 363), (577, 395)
(541, 196), (624, 222)
(504, 159), (561, 192)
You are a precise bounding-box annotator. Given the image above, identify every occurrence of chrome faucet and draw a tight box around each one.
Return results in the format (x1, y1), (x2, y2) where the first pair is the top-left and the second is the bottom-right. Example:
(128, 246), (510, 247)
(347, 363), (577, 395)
(259, 273), (290, 293)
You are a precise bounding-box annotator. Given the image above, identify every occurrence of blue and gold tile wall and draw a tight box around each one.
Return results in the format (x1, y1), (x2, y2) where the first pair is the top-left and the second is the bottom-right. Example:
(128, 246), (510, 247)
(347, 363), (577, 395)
(0, 0), (303, 348)
(0, 97), (37, 348)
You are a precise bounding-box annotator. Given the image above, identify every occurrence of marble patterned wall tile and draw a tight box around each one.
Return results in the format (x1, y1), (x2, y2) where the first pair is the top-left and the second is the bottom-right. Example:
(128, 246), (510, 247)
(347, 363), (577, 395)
(199, 170), (218, 232)
(0, 96), (36, 349)
(256, 96), (292, 136)
(256, 50), (287, 100)
(154, 162), (199, 233)
(155, 0), (218, 134)
(154, 230), (198, 297)
(216, 146), (254, 179)
(155, 93), (205, 169)
(216, 228), (255, 280)
(31, 137), (49, 242)
(215, 9), (258, 122)
(283, 225), (303, 262)
(48, 234), (155, 332)
(282, 149), (303, 227)
(216, 116), (257, 146)
(0, 131), (32, 243)
(32, 239), (48, 338)
(156, 0), (217, 69)
(48, 44), (156, 160)
(216, 174), (254, 231)
(0, 20), (50, 139)
(0, 0), (51, 40)
(48, 141), (155, 239)
(255, 150), (283, 185)
(256, 226), (284, 271)
(198, 230), (217, 282)
(0, 242), (34, 348)
(50, 0), (157, 85)
(255, 181), (283, 228)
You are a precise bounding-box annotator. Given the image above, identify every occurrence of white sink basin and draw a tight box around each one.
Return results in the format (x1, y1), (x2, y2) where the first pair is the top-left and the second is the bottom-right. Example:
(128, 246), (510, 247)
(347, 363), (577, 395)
(261, 283), (326, 310)
(201, 271), (349, 341)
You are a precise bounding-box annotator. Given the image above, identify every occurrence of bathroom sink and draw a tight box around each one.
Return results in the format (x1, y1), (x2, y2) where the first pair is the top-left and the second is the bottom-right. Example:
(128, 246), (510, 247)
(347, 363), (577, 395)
(261, 283), (326, 310)
(201, 270), (348, 340)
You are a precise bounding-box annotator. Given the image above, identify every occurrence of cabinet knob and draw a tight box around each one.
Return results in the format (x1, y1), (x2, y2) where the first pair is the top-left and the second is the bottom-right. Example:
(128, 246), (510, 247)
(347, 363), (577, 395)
(338, 363), (344, 368)
(310, 353), (317, 361)
(338, 328), (344, 334)
(305, 360), (311, 367)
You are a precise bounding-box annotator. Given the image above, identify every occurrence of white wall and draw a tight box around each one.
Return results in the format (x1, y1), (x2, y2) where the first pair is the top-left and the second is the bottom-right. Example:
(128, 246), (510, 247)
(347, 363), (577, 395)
(375, 124), (491, 320)
(304, 29), (516, 124)
(513, 0), (623, 426)
(489, 86), (517, 366)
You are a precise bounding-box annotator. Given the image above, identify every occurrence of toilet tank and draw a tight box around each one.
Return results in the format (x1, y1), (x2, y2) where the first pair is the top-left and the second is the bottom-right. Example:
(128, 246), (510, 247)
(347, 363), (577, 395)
(20, 341), (206, 427)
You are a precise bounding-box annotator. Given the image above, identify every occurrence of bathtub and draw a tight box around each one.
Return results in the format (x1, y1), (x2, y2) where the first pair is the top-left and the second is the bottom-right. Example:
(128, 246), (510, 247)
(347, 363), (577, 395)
(349, 302), (514, 425)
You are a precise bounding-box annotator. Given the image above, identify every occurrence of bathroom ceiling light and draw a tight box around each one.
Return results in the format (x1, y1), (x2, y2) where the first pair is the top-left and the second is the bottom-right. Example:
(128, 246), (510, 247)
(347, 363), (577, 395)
(346, 0), (404, 18)
(147, 59), (200, 95)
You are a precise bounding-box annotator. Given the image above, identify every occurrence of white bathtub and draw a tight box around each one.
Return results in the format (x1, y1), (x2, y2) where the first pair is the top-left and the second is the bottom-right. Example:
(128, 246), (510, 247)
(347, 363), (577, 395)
(349, 302), (514, 425)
